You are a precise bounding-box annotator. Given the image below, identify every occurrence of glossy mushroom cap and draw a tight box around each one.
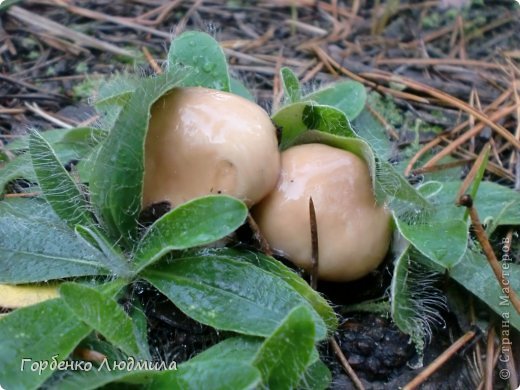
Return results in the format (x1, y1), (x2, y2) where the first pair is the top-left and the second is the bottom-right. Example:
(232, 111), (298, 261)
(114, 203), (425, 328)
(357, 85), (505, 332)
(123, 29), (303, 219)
(252, 143), (391, 282)
(143, 87), (280, 208)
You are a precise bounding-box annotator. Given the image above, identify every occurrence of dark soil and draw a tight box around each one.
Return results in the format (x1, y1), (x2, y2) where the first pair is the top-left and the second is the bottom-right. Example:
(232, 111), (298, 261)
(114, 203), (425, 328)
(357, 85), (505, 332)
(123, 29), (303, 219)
(2, 0), (520, 389)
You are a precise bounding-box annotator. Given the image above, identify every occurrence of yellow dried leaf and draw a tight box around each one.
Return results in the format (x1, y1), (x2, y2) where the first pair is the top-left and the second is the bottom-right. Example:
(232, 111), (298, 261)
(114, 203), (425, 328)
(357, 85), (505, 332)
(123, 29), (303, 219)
(0, 284), (59, 309)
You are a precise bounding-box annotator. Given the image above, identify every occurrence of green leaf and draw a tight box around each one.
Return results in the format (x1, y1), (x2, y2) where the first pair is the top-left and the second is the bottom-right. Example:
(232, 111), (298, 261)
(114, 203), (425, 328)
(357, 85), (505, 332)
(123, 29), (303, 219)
(299, 358), (332, 390)
(133, 195), (247, 272)
(74, 225), (131, 277)
(272, 102), (308, 149)
(434, 181), (520, 228)
(304, 80), (366, 120)
(252, 306), (315, 389)
(149, 360), (262, 390)
(90, 70), (187, 246)
(190, 336), (263, 364)
(0, 299), (91, 390)
(0, 198), (107, 283)
(48, 360), (260, 390)
(376, 160), (432, 212)
(191, 334), (329, 390)
(59, 282), (141, 357)
(128, 301), (151, 360)
(0, 153), (35, 194)
(0, 0), (24, 12)
(143, 256), (327, 340)
(302, 105), (356, 138)
(395, 216), (468, 269)
(1, 128), (104, 194)
(281, 67), (301, 103)
(230, 77), (254, 101)
(352, 108), (393, 160)
(215, 248), (337, 331)
(94, 74), (141, 129)
(272, 103), (356, 149)
(5, 127), (104, 152)
(450, 246), (520, 331)
(95, 74), (140, 107)
(390, 245), (446, 366)
(29, 131), (94, 229)
(390, 245), (426, 363)
(168, 31), (230, 91)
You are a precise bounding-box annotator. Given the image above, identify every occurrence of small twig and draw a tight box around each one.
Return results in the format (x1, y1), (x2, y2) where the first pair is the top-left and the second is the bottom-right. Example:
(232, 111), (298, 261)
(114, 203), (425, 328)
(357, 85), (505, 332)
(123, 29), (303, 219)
(73, 347), (106, 363)
(309, 197), (319, 291)
(23, 102), (73, 129)
(361, 72), (520, 150)
(410, 159), (472, 176)
(8, 6), (135, 58)
(3, 192), (41, 198)
(366, 103), (399, 140)
(485, 325), (495, 390)
(458, 195), (520, 314)
(330, 337), (365, 390)
(142, 47), (162, 74)
(422, 105), (517, 169)
(404, 330), (476, 390)
(247, 214), (272, 256)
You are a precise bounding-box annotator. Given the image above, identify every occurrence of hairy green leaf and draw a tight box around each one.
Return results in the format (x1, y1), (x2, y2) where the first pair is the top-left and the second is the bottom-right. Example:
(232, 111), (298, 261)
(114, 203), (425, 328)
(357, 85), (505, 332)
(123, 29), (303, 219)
(0, 198), (107, 283)
(133, 195), (247, 272)
(168, 31), (230, 91)
(74, 225), (130, 277)
(190, 336), (263, 364)
(281, 67), (301, 103)
(450, 246), (520, 331)
(90, 70), (187, 246)
(143, 256), (327, 340)
(59, 283), (141, 357)
(272, 103), (356, 149)
(0, 153), (35, 194)
(391, 245), (446, 366)
(29, 131), (93, 229)
(213, 248), (337, 331)
(304, 80), (366, 120)
(252, 306), (315, 389)
(299, 358), (332, 390)
(0, 299), (91, 390)
(395, 217), (468, 269)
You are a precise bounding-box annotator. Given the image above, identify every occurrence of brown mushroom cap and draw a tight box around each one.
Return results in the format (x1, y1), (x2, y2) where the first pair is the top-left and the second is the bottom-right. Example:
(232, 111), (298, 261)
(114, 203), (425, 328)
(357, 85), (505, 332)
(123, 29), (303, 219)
(252, 143), (391, 282)
(143, 87), (280, 208)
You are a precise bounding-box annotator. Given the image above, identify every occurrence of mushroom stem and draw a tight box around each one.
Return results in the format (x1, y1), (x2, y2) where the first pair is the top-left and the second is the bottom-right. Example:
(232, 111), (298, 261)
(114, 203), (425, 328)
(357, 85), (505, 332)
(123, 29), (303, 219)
(309, 197), (319, 290)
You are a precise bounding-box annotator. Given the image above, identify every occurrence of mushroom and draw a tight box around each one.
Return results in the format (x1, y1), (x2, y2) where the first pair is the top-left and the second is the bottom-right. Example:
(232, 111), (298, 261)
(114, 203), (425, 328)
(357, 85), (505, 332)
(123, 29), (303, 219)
(252, 143), (391, 282)
(143, 87), (280, 209)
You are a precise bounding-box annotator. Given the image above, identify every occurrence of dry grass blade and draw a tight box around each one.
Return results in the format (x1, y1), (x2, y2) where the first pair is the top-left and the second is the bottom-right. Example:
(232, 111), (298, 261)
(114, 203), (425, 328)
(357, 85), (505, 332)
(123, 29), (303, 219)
(423, 105), (517, 169)
(405, 88), (513, 176)
(403, 330), (476, 390)
(7, 6), (134, 57)
(455, 144), (490, 202)
(361, 72), (520, 149)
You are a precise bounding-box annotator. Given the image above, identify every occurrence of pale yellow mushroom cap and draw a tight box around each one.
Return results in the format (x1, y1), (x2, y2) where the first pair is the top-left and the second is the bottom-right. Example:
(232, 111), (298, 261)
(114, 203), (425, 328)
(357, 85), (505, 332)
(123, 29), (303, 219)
(143, 87), (280, 208)
(252, 143), (391, 282)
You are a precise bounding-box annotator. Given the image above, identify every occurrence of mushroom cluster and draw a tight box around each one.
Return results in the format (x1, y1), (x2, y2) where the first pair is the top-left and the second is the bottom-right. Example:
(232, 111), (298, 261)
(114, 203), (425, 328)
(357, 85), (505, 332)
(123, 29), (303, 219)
(252, 143), (391, 282)
(143, 87), (281, 209)
(143, 87), (391, 282)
